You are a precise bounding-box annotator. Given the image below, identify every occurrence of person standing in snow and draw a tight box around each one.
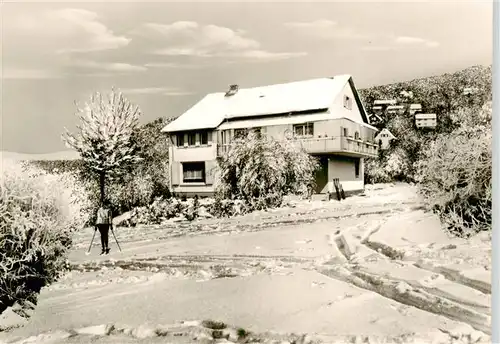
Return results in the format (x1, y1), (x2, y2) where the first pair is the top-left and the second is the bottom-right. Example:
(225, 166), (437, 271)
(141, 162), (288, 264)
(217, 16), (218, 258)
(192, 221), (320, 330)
(95, 200), (113, 255)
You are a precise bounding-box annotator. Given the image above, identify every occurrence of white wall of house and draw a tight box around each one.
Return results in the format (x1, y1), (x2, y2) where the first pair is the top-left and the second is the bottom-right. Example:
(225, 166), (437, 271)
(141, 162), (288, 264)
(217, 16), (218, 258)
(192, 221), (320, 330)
(167, 94), (375, 196)
(169, 119), (371, 196)
(323, 156), (364, 194)
(265, 123), (292, 140)
(377, 136), (393, 150)
(331, 82), (365, 124)
(173, 146), (217, 162)
(374, 129), (395, 150)
(171, 185), (215, 195)
(169, 129), (218, 194)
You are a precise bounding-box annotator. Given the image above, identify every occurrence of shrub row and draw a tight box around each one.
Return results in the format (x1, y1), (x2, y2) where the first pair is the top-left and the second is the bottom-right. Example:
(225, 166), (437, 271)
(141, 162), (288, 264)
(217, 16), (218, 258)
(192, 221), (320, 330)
(1, 160), (90, 316)
(126, 197), (252, 226)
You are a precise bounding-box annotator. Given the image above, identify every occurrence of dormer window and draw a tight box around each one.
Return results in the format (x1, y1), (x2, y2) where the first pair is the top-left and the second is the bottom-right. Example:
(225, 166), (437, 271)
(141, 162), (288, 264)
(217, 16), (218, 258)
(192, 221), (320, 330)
(343, 95), (352, 110)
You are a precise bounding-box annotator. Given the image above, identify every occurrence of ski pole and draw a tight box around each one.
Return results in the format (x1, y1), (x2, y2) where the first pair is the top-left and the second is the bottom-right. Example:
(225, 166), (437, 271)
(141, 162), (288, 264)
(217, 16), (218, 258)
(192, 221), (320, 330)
(110, 225), (122, 252)
(86, 227), (97, 255)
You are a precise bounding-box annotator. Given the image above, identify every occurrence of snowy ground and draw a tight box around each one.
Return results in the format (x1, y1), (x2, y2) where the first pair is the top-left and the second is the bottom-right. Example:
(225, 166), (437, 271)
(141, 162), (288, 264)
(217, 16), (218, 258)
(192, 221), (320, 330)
(0, 183), (492, 344)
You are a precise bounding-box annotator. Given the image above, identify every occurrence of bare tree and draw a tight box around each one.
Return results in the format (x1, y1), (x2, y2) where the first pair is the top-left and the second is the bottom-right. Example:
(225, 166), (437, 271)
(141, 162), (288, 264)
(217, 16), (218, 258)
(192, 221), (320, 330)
(62, 88), (142, 204)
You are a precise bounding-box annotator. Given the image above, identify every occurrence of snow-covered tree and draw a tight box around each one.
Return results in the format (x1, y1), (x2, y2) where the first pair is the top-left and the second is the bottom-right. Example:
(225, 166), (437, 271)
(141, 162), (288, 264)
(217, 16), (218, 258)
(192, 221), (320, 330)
(215, 132), (319, 211)
(62, 89), (142, 204)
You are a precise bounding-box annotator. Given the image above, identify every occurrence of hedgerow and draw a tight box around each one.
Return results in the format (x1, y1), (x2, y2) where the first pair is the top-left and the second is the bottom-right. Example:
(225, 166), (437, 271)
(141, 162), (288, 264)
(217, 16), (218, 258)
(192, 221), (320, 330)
(1, 160), (89, 317)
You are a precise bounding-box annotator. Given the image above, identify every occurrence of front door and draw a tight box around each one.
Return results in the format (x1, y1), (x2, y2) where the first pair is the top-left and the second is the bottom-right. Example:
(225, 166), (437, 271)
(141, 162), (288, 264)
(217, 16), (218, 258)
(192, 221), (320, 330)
(314, 156), (329, 194)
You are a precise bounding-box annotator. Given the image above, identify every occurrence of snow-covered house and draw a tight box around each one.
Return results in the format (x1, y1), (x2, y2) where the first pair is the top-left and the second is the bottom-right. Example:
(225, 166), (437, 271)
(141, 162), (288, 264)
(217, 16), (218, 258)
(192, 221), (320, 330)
(162, 75), (379, 197)
(374, 128), (396, 150)
(415, 113), (437, 129)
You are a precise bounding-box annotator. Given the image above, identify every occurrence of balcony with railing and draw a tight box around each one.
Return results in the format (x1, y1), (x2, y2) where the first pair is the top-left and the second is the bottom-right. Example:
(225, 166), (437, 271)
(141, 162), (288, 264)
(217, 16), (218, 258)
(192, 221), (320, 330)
(217, 135), (378, 158)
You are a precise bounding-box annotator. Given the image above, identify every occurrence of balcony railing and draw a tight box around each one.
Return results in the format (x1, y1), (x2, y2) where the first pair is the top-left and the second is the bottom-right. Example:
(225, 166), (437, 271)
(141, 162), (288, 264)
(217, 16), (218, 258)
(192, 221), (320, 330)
(341, 137), (379, 157)
(217, 136), (378, 158)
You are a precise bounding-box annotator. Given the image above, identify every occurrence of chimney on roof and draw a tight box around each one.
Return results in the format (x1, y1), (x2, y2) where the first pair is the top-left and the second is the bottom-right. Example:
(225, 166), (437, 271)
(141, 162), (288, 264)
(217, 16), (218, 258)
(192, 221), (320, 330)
(225, 84), (239, 97)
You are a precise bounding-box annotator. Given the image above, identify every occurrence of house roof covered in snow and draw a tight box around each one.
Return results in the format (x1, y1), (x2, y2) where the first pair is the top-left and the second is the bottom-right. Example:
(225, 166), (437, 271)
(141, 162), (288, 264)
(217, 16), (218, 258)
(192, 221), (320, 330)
(415, 113), (437, 120)
(375, 128), (396, 140)
(162, 75), (369, 133)
(373, 99), (397, 106)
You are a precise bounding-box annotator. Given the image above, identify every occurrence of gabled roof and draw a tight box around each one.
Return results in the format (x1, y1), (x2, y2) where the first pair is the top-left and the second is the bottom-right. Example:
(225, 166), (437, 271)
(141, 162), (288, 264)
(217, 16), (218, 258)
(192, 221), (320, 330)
(162, 75), (369, 133)
(415, 113), (437, 119)
(387, 105), (404, 110)
(375, 128), (396, 139)
(373, 99), (397, 106)
(368, 112), (383, 122)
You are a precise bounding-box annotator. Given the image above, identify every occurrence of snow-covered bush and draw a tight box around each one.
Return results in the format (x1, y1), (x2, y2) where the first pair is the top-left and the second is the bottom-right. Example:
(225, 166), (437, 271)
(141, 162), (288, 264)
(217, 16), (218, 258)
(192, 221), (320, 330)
(129, 197), (203, 225)
(416, 104), (492, 236)
(1, 159), (90, 317)
(215, 132), (319, 212)
(364, 158), (392, 184)
(384, 148), (412, 181)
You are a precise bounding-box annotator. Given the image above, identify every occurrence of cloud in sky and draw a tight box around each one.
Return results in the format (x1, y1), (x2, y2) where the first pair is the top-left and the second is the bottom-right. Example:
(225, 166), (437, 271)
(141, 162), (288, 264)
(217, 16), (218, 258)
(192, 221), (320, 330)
(71, 59), (147, 72)
(3, 68), (66, 80)
(230, 50), (308, 61)
(361, 35), (440, 51)
(395, 36), (439, 48)
(285, 19), (440, 50)
(4, 8), (136, 79)
(144, 62), (201, 69)
(284, 19), (338, 30)
(137, 21), (307, 61)
(13, 8), (131, 53)
(284, 19), (368, 40)
(119, 87), (193, 96)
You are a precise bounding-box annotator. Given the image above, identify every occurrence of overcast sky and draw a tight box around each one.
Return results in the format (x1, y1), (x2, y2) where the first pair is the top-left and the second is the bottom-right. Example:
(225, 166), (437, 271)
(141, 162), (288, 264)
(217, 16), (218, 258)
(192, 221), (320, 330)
(1, 0), (493, 154)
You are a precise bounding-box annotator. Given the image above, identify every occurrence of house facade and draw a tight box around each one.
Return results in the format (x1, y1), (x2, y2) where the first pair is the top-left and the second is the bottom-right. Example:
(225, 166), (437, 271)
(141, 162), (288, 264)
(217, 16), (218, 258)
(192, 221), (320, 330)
(162, 75), (379, 197)
(374, 128), (396, 150)
(415, 113), (437, 129)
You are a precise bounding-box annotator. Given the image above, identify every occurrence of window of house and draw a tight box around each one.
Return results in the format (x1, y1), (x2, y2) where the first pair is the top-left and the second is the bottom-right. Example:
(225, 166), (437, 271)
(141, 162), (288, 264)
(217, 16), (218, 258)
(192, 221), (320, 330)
(354, 131), (360, 140)
(343, 128), (349, 137)
(200, 131), (208, 145)
(354, 159), (360, 179)
(187, 133), (196, 146)
(234, 128), (249, 139)
(293, 123), (314, 137)
(343, 95), (352, 110)
(221, 130), (229, 145)
(177, 133), (185, 147)
(251, 127), (262, 138)
(182, 162), (205, 183)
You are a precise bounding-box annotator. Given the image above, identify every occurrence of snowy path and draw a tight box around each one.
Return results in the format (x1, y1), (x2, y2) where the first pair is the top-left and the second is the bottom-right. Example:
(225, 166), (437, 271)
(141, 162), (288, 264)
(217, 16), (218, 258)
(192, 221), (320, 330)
(0, 184), (491, 344)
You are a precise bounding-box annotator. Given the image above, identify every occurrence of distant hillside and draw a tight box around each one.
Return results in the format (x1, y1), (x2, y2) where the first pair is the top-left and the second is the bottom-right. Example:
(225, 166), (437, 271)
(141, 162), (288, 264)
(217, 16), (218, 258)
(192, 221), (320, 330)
(359, 65), (492, 123)
(1, 150), (80, 161)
